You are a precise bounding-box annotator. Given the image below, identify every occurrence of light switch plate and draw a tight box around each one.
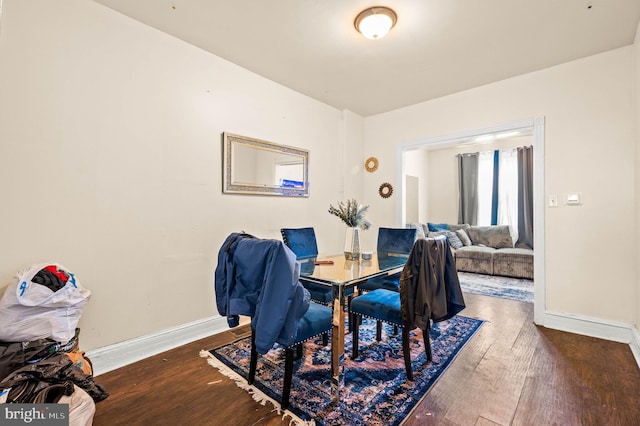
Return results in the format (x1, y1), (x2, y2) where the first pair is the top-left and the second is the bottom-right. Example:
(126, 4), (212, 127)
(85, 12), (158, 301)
(566, 193), (582, 205)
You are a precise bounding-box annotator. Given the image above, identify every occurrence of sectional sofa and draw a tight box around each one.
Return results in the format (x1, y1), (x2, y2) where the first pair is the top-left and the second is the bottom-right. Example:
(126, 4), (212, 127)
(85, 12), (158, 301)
(408, 222), (534, 280)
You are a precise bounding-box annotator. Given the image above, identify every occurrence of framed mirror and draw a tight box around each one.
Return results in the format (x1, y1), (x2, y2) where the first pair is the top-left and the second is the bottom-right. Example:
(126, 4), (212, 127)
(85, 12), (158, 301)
(222, 132), (310, 197)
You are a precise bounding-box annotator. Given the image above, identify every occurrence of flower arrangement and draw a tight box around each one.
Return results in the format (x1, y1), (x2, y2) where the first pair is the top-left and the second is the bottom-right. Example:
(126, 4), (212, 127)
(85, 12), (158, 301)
(328, 199), (371, 230)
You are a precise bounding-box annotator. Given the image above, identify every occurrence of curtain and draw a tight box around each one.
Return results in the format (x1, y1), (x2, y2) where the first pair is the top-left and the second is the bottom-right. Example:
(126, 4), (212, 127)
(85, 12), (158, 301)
(516, 146), (534, 249)
(476, 151), (494, 225)
(458, 153), (478, 225)
(491, 150), (500, 225)
(498, 148), (519, 243)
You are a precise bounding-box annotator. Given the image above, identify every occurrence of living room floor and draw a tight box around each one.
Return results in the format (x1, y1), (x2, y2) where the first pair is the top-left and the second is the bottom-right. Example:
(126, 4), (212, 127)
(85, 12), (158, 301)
(92, 293), (640, 426)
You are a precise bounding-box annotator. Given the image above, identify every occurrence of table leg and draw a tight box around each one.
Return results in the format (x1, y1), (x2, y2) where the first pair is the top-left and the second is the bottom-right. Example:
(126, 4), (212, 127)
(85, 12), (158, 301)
(330, 286), (345, 402)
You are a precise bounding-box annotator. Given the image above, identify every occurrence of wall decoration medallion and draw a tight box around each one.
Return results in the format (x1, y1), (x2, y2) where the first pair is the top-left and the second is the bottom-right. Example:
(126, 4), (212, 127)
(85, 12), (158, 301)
(379, 182), (393, 198)
(365, 157), (379, 173)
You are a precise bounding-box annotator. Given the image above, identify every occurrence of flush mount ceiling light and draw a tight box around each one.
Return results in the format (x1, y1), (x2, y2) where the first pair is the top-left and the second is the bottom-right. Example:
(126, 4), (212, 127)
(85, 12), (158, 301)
(354, 6), (397, 40)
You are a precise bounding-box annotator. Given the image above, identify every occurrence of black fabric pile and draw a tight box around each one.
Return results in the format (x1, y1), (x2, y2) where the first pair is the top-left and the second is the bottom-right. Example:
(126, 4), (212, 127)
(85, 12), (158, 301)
(31, 268), (68, 292)
(0, 336), (108, 404)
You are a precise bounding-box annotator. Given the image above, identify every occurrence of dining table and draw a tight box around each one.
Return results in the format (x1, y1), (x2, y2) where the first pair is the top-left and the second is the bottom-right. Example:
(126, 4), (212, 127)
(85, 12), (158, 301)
(297, 251), (409, 403)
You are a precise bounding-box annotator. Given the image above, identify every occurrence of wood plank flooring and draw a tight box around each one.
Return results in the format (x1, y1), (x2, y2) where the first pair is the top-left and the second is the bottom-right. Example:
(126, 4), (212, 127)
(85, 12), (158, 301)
(92, 293), (640, 426)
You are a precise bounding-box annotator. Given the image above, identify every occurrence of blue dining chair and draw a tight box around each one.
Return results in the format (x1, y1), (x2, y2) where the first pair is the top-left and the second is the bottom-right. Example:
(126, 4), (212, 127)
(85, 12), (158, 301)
(357, 227), (417, 293)
(248, 301), (332, 409)
(350, 236), (464, 381)
(281, 227), (356, 332)
(281, 227), (333, 304)
(215, 232), (332, 410)
(350, 288), (431, 381)
(353, 227), (417, 339)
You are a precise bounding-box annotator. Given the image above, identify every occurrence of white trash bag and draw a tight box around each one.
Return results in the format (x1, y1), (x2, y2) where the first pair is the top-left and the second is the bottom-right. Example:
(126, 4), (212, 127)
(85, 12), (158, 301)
(0, 263), (91, 343)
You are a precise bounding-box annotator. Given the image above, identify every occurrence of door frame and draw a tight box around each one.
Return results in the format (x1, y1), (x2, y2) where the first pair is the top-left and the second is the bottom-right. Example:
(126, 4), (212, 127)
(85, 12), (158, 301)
(396, 117), (546, 324)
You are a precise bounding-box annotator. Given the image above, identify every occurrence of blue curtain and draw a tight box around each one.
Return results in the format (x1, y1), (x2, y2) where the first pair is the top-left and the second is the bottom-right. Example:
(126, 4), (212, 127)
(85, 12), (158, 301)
(491, 150), (499, 225)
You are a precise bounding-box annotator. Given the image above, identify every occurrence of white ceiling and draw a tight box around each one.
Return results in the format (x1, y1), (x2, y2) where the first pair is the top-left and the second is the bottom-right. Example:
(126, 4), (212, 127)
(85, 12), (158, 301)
(94, 0), (640, 117)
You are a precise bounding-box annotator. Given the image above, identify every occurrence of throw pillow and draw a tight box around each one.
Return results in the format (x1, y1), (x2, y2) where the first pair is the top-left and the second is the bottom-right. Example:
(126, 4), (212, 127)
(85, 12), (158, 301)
(427, 222), (449, 232)
(407, 223), (426, 240)
(456, 229), (472, 246)
(446, 231), (464, 249)
(467, 225), (513, 249)
(427, 230), (463, 249)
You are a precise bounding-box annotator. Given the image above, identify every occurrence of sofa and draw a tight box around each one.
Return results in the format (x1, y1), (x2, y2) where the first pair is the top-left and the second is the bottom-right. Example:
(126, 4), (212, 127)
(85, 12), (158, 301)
(407, 222), (534, 280)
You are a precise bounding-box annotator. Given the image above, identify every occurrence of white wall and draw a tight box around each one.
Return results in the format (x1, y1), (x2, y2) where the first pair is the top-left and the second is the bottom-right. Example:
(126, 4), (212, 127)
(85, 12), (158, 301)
(364, 47), (636, 325)
(0, 0), (360, 350)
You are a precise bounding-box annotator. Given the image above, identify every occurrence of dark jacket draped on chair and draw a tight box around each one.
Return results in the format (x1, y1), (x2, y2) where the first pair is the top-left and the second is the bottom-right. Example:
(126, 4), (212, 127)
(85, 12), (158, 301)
(399, 236), (465, 331)
(214, 232), (310, 354)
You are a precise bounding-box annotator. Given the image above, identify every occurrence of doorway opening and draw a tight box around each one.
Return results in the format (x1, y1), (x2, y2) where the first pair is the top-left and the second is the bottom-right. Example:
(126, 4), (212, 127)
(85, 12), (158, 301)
(396, 117), (545, 323)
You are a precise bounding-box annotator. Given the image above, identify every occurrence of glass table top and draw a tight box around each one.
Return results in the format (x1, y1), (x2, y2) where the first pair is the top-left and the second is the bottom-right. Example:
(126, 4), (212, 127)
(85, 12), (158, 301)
(298, 252), (408, 286)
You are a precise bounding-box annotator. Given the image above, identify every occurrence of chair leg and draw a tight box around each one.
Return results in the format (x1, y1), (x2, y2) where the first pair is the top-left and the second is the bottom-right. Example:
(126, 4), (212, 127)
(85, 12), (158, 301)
(401, 327), (413, 381)
(248, 330), (258, 385)
(282, 347), (294, 410)
(352, 314), (360, 359)
(322, 333), (328, 346)
(295, 343), (303, 360)
(347, 295), (353, 333)
(423, 326), (432, 363)
(376, 321), (382, 341)
(393, 325), (399, 335)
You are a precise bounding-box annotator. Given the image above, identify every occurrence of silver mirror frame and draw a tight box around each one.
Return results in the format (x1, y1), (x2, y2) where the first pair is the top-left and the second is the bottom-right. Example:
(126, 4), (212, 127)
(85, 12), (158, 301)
(222, 132), (310, 197)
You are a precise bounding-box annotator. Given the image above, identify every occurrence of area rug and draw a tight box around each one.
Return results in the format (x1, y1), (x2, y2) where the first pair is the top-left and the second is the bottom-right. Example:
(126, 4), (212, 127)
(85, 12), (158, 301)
(458, 271), (534, 303)
(201, 315), (483, 426)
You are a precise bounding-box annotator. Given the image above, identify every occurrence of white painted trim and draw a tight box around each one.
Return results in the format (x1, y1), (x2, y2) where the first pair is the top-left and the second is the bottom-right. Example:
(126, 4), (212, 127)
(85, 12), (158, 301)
(631, 326), (640, 367)
(531, 116), (546, 324)
(541, 310), (635, 343)
(86, 315), (230, 376)
(400, 119), (539, 151)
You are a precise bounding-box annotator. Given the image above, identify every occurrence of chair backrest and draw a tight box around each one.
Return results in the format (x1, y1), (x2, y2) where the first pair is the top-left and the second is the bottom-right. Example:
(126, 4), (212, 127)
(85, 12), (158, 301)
(280, 227), (319, 259)
(215, 232), (310, 354)
(377, 227), (417, 255)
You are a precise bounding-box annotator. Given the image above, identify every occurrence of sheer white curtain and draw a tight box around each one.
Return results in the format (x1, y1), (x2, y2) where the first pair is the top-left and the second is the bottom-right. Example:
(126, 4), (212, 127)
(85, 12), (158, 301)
(476, 151), (494, 226)
(498, 148), (518, 242)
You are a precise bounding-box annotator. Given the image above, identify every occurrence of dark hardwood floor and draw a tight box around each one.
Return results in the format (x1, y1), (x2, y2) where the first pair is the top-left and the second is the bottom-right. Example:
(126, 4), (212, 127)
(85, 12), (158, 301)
(92, 293), (640, 425)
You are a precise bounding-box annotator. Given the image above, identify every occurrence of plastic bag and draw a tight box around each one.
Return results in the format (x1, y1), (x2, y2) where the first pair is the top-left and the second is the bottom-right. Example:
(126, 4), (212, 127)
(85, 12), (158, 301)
(0, 263), (91, 343)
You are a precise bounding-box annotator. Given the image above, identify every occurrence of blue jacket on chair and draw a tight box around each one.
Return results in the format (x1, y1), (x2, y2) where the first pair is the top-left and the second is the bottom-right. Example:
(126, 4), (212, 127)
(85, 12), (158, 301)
(215, 232), (311, 354)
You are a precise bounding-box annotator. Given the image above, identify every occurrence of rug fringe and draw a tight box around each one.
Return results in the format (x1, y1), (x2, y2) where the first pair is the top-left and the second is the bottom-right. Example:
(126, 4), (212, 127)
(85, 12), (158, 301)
(199, 350), (315, 426)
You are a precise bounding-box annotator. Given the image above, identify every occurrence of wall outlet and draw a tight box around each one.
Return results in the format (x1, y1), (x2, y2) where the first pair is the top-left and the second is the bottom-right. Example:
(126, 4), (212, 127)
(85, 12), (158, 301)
(548, 194), (558, 208)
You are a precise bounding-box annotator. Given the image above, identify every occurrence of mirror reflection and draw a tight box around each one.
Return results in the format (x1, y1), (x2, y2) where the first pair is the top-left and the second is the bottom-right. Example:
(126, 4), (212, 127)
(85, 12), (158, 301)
(223, 132), (309, 197)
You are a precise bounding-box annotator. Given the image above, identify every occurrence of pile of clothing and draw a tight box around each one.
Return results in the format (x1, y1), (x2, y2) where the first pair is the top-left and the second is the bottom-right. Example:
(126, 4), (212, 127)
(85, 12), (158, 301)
(0, 264), (108, 425)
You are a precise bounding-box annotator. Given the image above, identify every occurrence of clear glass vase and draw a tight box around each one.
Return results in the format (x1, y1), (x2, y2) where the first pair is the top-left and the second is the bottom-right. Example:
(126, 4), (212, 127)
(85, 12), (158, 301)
(344, 227), (361, 261)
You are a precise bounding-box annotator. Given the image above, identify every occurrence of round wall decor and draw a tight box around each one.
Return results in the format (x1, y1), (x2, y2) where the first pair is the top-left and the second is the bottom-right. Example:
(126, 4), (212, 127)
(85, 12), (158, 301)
(365, 157), (379, 172)
(378, 182), (393, 198)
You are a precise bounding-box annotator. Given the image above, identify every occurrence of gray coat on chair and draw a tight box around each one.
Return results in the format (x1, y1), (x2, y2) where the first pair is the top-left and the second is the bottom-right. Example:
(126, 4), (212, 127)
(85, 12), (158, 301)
(399, 236), (465, 331)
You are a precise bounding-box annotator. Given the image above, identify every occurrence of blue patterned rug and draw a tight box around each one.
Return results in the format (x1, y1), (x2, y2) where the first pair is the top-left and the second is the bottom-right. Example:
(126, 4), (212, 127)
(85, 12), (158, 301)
(458, 272), (534, 303)
(202, 315), (483, 425)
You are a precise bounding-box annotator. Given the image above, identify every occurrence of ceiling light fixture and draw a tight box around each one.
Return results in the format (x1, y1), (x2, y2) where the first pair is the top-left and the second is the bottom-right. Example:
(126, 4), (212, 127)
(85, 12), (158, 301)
(354, 6), (397, 40)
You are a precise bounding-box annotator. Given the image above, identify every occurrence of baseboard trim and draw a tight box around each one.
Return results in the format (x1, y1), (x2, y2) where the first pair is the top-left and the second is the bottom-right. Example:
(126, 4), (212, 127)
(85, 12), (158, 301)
(88, 310), (640, 376)
(86, 315), (229, 376)
(631, 326), (640, 368)
(541, 310), (633, 342)
(541, 310), (640, 368)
